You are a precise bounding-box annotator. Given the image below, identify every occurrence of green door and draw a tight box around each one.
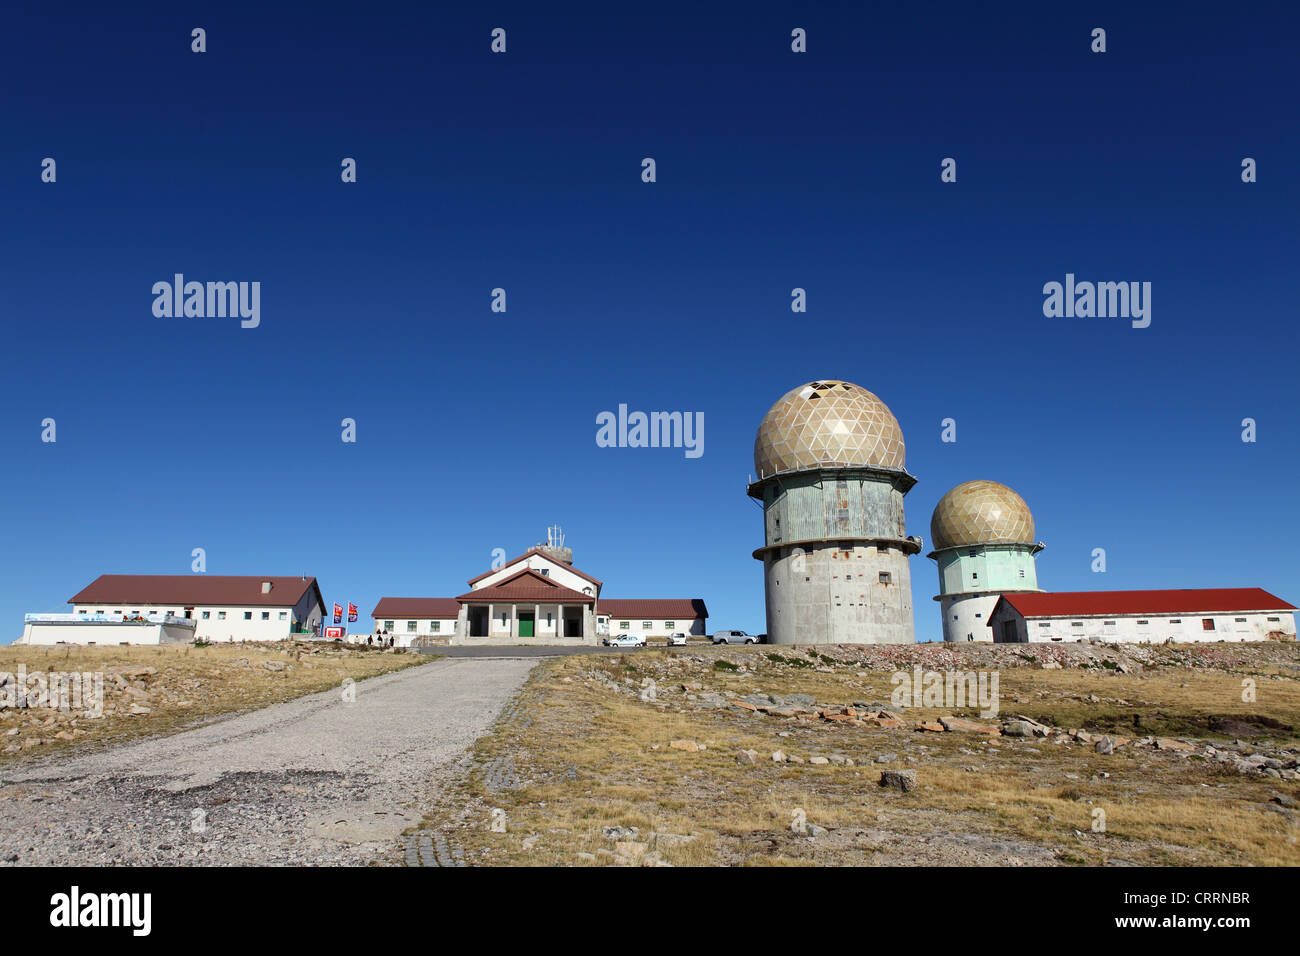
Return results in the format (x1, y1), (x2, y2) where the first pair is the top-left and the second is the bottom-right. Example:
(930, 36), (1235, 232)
(519, 613), (534, 638)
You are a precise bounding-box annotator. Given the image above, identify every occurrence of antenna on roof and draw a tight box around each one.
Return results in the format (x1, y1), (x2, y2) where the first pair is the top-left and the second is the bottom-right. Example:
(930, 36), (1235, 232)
(537, 524), (573, 564)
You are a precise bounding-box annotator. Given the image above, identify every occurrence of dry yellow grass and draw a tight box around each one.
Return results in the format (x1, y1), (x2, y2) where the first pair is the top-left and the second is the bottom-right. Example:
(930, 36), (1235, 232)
(0, 641), (429, 764)
(410, 647), (1300, 866)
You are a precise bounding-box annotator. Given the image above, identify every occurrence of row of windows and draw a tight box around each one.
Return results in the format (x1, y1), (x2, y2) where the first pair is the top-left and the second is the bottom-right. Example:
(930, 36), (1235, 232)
(88, 608), (288, 622)
(1038, 616), (1282, 629)
(382, 620), (450, 632)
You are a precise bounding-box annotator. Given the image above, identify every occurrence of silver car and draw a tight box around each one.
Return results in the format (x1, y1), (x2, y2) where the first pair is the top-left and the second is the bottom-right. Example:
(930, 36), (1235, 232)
(665, 632), (688, 646)
(712, 630), (758, 645)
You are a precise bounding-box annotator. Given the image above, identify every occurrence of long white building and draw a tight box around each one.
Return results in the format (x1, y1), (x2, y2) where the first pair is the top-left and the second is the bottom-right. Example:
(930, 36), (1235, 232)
(986, 588), (1297, 644)
(16, 574), (328, 644)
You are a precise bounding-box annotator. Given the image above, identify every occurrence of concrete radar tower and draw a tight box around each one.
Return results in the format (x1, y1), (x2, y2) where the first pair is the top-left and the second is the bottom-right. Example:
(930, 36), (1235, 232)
(928, 480), (1044, 642)
(747, 380), (921, 644)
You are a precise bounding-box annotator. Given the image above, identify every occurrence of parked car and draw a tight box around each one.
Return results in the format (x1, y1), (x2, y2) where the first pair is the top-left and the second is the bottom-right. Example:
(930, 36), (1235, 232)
(665, 632), (688, 646)
(712, 630), (758, 645)
(603, 634), (646, 648)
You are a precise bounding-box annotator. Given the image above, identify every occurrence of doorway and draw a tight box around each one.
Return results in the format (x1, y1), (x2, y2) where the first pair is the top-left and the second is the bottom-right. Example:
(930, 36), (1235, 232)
(470, 608), (488, 637)
(519, 612), (535, 638)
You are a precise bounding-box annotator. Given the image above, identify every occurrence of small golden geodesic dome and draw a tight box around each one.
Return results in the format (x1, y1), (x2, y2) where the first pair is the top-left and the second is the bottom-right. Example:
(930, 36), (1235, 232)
(753, 380), (906, 478)
(930, 480), (1035, 551)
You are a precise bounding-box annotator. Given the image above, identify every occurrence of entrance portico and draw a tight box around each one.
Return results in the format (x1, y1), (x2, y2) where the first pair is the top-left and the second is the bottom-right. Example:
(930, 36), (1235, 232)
(455, 568), (597, 644)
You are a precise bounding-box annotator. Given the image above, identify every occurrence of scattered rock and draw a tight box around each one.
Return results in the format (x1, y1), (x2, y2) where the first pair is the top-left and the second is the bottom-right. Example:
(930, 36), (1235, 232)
(879, 769), (918, 793)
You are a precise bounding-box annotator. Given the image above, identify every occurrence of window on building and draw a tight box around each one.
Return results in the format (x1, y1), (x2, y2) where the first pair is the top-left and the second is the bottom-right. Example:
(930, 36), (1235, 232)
(432, 621), (440, 632)
(1071, 621), (1083, 628)
(971, 572), (978, 580)
(974, 613), (982, 619)
(1018, 570), (1025, 578)
(539, 569), (550, 576)
(261, 612), (270, 621)
(1234, 617), (1247, 623)
(218, 611), (226, 620)
(384, 621), (394, 631)
(1267, 617), (1280, 622)
(665, 621), (675, 629)
(1137, 619), (1149, 625)
(279, 612), (287, 620)
(1170, 619), (1181, 624)
(1037, 622), (1051, 628)
(96, 610), (104, 614)
(642, 621), (652, 630)
(620, 621), (629, 630)
(1202, 619), (1215, 631)
(202, 611), (211, 620)
(968, 550), (977, 558)
(407, 620), (417, 632)
(1104, 621), (1116, 626)
(879, 571), (892, 584)
(244, 612), (253, 621)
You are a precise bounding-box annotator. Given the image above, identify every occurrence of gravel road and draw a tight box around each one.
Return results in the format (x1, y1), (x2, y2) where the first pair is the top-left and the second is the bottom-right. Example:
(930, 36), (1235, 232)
(0, 657), (536, 865)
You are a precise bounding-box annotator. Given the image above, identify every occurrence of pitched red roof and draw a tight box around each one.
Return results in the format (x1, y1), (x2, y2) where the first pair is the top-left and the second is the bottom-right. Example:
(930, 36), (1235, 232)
(371, 598), (461, 619)
(70, 575), (324, 609)
(995, 588), (1295, 619)
(466, 549), (603, 589)
(456, 568), (595, 604)
(598, 599), (709, 619)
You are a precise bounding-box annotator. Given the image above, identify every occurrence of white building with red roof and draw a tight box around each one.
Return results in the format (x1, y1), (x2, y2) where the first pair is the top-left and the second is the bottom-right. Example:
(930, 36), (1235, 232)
(371, 530), (707, 646)
(20, 574), (326, 645)
(986, 588), (1296, 644)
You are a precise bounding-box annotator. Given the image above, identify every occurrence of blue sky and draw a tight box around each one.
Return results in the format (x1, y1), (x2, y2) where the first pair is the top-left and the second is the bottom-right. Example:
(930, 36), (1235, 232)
(2, 1), (1296, 642)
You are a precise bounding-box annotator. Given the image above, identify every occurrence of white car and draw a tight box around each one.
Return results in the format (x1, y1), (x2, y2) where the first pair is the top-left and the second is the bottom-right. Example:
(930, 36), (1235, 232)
(603, 634), (646, 648)
(665, 632), (688, 646)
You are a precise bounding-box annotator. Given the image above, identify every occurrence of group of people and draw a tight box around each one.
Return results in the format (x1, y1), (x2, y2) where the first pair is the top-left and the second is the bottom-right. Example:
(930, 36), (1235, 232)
(367, 631), (395, 648)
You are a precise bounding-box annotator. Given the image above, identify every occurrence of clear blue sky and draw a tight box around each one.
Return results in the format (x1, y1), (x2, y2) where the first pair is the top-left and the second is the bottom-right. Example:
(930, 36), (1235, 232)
(2, 1), (1296, 643)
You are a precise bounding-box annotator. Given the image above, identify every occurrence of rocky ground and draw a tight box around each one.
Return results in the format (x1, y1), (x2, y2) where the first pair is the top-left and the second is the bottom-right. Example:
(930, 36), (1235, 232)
(0, 641), (422, 763)
(410, 640), (1300, 866)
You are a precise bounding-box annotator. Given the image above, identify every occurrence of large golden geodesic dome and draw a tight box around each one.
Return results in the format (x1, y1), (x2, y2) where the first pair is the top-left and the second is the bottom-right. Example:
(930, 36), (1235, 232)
(930, 480), (1035, 551)
(753, 380), (906, 478)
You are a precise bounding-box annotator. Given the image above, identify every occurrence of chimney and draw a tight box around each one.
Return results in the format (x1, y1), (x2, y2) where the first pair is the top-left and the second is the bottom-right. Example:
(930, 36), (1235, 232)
(261, 581), (273, 594)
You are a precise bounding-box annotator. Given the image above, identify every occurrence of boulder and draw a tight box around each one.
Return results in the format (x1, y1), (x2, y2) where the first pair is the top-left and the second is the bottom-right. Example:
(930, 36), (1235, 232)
(879, 769), (918, 793)
(939, 716), (1001, 735)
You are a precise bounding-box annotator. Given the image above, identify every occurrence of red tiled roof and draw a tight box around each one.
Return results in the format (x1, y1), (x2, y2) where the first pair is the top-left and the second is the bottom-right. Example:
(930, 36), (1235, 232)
(598, 599), (709, 619)
(70, 575), (324, 609)
(371, 597), (461, 619)
(996, 588), (1296, 619)
(456, 569), (595, 604)
(466, 549), (603, 589)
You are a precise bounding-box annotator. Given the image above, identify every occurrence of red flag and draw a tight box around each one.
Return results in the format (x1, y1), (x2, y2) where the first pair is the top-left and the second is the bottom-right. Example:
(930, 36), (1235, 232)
(333, 602), (343, 624)
(348, 602), (358, 623)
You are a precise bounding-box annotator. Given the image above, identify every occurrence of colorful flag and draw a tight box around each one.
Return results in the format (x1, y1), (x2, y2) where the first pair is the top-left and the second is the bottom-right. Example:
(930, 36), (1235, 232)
(348, 602), (358, 623)
(333, 602), (342, 624)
